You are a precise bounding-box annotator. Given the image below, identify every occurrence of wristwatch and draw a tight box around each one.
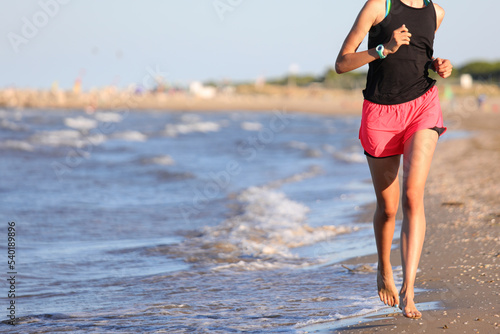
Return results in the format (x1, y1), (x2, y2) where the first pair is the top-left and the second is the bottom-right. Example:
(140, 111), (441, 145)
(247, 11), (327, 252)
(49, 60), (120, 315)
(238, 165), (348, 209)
(376, 44), (387, 59)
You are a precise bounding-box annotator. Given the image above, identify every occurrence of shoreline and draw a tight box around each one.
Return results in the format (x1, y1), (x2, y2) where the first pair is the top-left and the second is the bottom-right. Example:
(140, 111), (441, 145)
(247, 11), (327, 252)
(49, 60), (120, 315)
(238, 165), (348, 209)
(314, 111), (500, 333)
(2, 85), (499, 117)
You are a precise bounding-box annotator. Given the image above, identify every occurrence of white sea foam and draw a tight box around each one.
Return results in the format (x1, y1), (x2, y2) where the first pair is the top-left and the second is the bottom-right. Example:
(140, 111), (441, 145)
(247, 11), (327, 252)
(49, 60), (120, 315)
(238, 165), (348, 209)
(287, 141), (309, 150)
(64, 117), (98, 131)
(325, 145), (366, 164)
(294, 298), (383, 330)
(0, 140), (34, 152)
(148, 155), (176, 166)
(175, 181), (351, 269)
(212, 259), (308, 271)
(333, 151), (366, 163)
(0, 119), (26, 131)
(111, 131), (147, 142)
(32, 129), (80, 146)
(94, 112), (123, 123)
(30, 129), (106, 148)
(240, 121), (263, 131)
(164, 121), (221, 137)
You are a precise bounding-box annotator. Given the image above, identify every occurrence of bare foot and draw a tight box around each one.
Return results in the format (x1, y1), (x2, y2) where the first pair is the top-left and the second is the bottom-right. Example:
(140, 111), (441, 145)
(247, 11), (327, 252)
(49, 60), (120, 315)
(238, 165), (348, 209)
(399, 292), (422, 319)
(377, 267), (399, 307)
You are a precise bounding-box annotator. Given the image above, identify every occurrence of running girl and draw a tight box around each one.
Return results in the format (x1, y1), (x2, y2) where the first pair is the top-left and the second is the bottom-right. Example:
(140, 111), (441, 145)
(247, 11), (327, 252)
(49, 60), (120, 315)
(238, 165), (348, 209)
(336, 0), (453, 318)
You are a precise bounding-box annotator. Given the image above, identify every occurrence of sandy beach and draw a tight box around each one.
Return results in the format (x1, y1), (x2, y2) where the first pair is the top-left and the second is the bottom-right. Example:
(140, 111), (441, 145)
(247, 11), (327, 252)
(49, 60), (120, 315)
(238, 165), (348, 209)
(331, 110), (500, 333)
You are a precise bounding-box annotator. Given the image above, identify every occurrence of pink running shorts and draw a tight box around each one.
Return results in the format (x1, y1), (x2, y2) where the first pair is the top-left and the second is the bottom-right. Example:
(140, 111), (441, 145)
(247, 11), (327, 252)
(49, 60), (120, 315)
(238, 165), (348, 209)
(359, 86), (446, 158)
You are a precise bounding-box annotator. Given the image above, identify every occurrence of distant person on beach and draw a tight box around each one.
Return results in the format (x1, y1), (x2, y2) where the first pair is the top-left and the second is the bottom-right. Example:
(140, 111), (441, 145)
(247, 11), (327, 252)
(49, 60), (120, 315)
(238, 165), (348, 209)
(335, 0), (453, 318)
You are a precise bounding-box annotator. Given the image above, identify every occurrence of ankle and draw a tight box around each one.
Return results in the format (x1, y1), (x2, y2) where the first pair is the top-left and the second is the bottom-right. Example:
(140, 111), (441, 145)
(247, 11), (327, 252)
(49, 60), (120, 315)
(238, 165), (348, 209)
(399, 287), (414, 299)
(377, 263), (393, 273)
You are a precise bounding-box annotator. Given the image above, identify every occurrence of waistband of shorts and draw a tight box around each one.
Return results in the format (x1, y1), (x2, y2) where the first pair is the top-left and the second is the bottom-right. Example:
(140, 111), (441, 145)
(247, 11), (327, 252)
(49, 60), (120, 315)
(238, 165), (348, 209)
(363, 85), (438, 107)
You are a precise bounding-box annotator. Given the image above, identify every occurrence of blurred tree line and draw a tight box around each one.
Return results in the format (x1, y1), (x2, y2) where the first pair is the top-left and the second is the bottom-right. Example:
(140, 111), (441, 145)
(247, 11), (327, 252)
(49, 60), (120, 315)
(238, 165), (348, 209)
(267, 68), (365, 90)
(457, 61), (500, 82)
(204, 60), (500, 90)
(265, 60), (500, 89)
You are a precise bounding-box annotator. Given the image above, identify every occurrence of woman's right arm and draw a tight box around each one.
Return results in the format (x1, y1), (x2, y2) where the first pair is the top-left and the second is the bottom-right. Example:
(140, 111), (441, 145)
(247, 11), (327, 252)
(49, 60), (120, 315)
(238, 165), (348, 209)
(335, 0), (411, 74)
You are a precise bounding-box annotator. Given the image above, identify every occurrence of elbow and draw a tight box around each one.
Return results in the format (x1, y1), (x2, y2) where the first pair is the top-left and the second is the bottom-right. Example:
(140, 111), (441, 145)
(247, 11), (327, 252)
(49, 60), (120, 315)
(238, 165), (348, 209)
(335, 55), (347, 74)
(335, 62), (346, 75)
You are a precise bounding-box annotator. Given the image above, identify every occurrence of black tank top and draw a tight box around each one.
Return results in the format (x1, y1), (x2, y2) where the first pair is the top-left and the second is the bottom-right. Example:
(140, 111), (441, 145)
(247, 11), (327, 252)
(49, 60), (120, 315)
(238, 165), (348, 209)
(363, 0), (436, 105)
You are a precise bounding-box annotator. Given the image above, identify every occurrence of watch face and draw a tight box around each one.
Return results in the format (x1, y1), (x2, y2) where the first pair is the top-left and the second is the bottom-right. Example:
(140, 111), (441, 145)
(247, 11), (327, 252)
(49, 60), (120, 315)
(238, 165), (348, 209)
(376, 45), (385, 59)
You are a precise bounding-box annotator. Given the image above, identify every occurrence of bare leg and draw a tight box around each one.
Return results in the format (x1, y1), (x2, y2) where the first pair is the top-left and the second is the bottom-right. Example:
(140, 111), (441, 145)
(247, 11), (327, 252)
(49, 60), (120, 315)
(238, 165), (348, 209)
(367, 154), (401, 307)
(399, 129), (439, 318)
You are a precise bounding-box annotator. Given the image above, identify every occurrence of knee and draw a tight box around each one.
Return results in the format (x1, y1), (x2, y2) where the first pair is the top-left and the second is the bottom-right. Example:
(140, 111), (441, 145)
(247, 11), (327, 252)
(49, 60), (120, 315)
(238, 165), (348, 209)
(402, 188), (424, 212)
(376, 202), (398, 221)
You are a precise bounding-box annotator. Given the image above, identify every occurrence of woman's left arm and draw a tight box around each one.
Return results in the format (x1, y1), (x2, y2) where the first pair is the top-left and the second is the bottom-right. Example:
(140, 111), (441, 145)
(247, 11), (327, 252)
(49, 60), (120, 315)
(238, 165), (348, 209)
(432, 3), (453, 78)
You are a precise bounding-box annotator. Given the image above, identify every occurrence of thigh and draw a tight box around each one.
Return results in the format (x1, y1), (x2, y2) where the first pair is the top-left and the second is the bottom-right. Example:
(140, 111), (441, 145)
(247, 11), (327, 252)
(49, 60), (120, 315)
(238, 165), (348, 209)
(402, 129), (439, 192)
(367, 155), (402, 207)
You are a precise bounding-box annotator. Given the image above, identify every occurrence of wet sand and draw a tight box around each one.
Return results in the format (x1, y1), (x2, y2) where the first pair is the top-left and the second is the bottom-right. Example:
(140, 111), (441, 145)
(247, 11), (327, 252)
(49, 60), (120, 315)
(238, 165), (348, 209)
(331, 111), (500, 333)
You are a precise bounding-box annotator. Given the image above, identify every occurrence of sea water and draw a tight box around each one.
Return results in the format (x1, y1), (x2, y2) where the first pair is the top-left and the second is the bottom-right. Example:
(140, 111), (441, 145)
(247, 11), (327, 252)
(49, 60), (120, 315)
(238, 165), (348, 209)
(0, 108), (398, 333)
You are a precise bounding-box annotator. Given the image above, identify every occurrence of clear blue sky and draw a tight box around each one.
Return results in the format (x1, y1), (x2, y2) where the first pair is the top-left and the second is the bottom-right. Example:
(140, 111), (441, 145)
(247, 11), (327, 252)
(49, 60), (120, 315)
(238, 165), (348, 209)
(1, 0), (498, 90)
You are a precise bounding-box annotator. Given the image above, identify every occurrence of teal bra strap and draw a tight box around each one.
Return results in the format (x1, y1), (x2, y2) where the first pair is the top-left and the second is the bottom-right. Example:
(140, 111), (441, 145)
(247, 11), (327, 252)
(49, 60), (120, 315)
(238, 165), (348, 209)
(386, 0), (431, 18)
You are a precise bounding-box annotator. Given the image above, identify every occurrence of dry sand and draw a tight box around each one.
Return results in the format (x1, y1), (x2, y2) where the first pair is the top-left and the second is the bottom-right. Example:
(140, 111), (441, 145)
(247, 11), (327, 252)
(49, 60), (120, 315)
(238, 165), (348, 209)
(0, 87), (364, 115)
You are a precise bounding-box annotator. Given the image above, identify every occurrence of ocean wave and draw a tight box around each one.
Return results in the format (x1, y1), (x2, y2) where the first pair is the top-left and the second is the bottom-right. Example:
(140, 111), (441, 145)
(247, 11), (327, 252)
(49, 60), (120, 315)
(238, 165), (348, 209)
(140, 155), (176, 166)
(212, 259), (313, 272)
(0, 119), (27, 131)
(294, 304), (382, 330)
(164, 121), (221, 137)
(0, 140), (35, 152)
(110, 131), (147, 142)
(64, 116), (98, 131)
(287, 141), (322, 158)
(94, 112), (123, 123)
(240, 121), (263, 131)
(164, 181), (351, 269)
(30, 129), (106, 148)
(333, 151), (366, 164)
(323, 144), (365, 164)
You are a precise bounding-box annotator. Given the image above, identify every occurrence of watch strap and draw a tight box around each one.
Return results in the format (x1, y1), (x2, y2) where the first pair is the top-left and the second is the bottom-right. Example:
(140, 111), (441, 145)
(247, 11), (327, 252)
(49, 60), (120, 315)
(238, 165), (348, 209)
(376, 44), (387, 59)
